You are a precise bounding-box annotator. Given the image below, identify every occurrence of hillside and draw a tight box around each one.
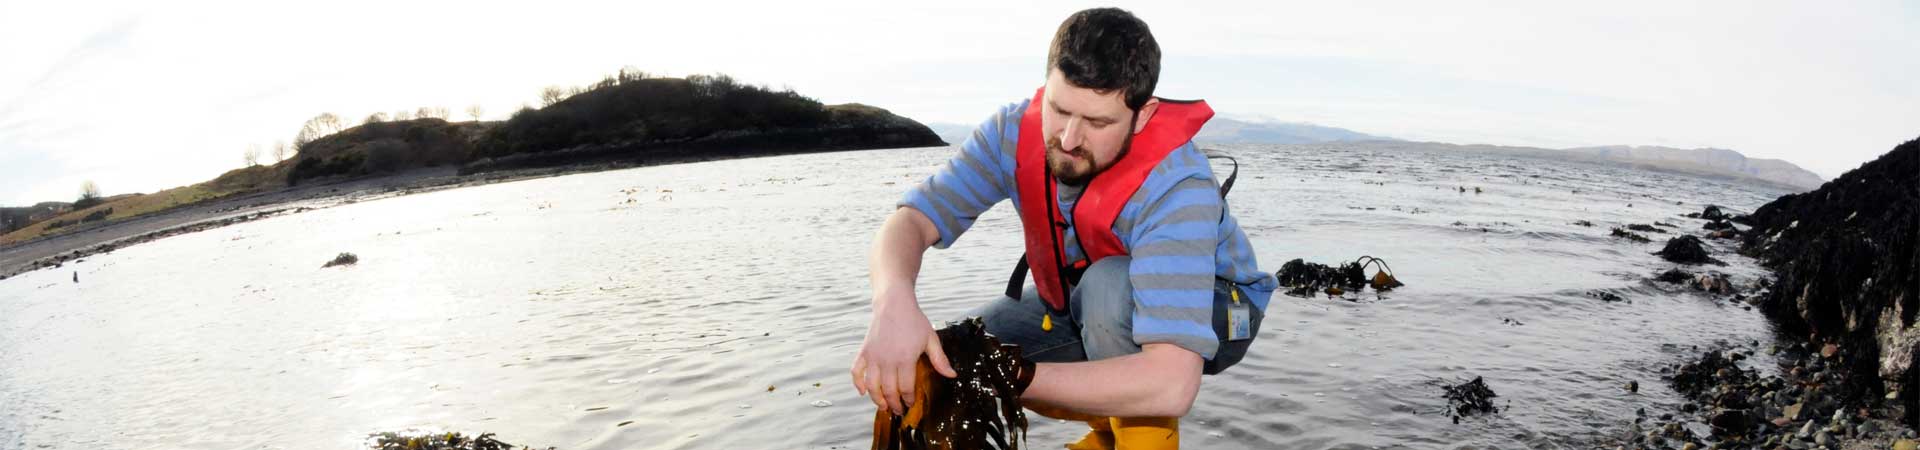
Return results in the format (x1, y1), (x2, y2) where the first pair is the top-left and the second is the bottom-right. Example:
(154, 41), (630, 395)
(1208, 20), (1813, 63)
(1562, 145), (1825, 190)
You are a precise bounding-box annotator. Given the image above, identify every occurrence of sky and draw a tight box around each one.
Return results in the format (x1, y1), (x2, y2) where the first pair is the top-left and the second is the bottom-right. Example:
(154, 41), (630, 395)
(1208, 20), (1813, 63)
(2, 1), (1916, 205)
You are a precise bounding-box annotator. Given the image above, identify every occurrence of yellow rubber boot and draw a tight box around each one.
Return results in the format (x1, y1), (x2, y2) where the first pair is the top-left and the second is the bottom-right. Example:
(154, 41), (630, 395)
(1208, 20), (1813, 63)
(1108, 417), (1178, 450)
(1063, 417), (1115, 450)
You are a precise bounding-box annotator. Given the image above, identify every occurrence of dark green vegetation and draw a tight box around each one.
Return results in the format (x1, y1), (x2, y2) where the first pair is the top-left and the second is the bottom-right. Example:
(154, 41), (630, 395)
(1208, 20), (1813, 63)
(464, 73), (943, 174)
(1738, 136), (1919, 424)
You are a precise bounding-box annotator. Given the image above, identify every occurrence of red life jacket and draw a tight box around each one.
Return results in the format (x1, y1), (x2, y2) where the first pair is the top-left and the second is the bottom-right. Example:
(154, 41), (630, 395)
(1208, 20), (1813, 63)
(1013, 87), (1213, 312)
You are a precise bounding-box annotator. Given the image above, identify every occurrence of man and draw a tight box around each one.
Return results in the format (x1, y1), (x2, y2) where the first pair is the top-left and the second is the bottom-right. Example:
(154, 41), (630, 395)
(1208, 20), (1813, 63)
(851, 8), (1276, 449)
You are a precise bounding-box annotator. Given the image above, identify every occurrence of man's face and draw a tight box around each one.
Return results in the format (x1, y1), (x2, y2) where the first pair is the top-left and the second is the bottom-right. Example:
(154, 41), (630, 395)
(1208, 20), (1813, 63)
(1041, 71), (1136, 186)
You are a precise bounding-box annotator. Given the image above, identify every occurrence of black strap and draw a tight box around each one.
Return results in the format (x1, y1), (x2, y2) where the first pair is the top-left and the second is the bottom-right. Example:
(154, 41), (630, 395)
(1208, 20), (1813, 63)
(1208, 155), (1239, 197)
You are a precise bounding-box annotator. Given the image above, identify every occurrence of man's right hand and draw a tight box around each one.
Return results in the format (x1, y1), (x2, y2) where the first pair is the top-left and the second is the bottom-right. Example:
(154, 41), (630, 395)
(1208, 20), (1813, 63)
(851, 286), (958, 416)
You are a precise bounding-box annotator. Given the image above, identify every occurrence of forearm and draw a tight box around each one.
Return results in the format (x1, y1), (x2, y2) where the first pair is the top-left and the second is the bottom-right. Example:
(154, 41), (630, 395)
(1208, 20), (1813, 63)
(1021, 343), (1204, 417)
(869, 207), (939, 306)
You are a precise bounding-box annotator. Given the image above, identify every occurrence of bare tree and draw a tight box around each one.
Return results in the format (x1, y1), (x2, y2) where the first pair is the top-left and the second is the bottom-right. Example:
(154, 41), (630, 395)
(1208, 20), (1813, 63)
(466, 105), (485, 122)
(74, 180), (103, 209)
(364, 112), (388, 125)
(417, 106), (448, 119)
(244, 144), (261, 167)
(540, 86), (568, 107)
(394, 110), (413, 121)
(294, 113), (345, 152)
(272, 140), (290, 162)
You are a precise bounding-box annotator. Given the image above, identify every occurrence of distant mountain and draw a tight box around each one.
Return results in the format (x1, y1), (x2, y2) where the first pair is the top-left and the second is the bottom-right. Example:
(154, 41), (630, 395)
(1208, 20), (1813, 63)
(1300, 140), (1826, 191)
(928, 123), (978, 148)
(1560, 145), (1825, 191)
(1194, 116), (1397, 144)
(926, 115), (1395, 147)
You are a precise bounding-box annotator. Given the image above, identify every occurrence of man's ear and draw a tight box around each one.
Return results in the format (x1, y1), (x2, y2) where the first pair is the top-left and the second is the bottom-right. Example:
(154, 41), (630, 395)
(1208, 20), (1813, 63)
(1131, 98), (1160, 135)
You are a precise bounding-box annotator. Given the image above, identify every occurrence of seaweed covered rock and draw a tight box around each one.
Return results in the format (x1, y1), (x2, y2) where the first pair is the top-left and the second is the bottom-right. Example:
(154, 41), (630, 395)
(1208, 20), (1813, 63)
(1655, 268), (1693, 284)
(1739, 136), (1920, 425)
(1656, 235), (1722, 265)
(1610, 227), (1652, 243)
(1437, 376), (1501, 424)
(873, 317), (1032, 450)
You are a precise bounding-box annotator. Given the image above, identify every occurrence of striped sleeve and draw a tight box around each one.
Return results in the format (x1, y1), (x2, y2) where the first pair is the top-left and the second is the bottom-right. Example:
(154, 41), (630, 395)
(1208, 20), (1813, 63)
(1126, 175), (1224, 359)
(896, 102), (1020, 249)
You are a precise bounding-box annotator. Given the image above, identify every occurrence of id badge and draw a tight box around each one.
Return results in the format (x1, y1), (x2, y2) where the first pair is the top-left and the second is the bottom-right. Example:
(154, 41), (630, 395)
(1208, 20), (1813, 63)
(1226, 291), (1253, 341)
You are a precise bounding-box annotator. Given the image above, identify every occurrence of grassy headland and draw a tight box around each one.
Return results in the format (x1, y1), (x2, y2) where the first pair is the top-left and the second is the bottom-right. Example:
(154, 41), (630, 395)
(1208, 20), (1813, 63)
(0, 71), (944, 246)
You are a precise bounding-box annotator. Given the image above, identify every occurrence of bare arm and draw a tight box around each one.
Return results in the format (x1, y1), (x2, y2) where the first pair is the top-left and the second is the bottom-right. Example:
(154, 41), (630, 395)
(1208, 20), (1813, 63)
(852, 207), (958, 415)
(1021, 343), (1204, 418)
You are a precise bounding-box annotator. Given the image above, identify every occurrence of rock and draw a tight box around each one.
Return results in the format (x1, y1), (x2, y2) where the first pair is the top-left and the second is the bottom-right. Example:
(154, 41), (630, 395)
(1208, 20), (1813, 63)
(1629, 223), (1667, 234)
(1814, 429), (1831, 446)
(1701, 205), (1729, 221)
(1709, 408), (1752, 436)
(1656, 235), (1723, 265)
(1703, 219), (1735, 231)
(1737, 137), (1918, 426)
(322, 252), (359, 268)
(1819, 343), (1838, 359)
(1784, 402), (1803, 421)
(1797, 420), (1814, 439)
(1656, 268), (1693, 284)
(1898, 438), (1920, 450)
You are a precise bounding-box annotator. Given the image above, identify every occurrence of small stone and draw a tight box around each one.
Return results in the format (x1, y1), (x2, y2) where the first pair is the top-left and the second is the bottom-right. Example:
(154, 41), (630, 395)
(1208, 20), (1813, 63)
(1821, 343), (1839, 358)
(1797, 420), (1814, 439)
(1784, 402), (1803, 420)
(1895, 439), (1920, 450)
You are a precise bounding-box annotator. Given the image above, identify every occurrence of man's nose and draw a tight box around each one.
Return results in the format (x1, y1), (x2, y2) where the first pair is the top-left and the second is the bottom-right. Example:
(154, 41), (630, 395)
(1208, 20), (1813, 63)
(1060, 117), (1084, 151)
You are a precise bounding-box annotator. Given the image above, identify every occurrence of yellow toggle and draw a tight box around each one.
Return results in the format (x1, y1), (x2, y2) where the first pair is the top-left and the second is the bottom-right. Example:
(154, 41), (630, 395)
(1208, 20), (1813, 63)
(1231, 289), (1241, 304)
(1042, 313), (1053, 331)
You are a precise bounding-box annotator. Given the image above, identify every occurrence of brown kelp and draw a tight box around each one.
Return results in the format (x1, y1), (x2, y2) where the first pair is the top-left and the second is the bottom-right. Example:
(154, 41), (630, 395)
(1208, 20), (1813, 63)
(872, 317), (1034, 450)
(1275, 255), (1404, 298)
(364, 430), (553, 450)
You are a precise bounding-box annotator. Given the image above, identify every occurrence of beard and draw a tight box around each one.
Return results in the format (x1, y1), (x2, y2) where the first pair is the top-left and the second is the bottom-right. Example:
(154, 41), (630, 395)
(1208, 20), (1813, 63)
(1044, 121), (1135, 187)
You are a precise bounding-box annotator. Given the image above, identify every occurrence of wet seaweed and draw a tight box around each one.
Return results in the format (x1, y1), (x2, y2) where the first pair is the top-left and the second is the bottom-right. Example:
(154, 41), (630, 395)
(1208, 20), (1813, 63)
(872, 317), (1033, 450)
(365, 430), (553, 450)
(1275, 256), (1404, 298)
(1432, 376), (1503, 424)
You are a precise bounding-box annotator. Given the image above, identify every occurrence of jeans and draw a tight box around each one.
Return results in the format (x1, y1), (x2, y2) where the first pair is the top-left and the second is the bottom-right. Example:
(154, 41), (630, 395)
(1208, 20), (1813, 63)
(965, 255), (1262, 373)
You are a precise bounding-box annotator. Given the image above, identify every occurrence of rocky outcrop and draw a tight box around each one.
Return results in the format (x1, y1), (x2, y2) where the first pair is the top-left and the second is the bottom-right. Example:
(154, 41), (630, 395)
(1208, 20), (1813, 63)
(1739, 136), (1919, 423)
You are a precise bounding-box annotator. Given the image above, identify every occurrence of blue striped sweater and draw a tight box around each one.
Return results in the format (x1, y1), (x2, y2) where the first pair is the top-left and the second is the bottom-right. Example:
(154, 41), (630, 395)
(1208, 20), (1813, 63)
(900, 97), (1277, 359)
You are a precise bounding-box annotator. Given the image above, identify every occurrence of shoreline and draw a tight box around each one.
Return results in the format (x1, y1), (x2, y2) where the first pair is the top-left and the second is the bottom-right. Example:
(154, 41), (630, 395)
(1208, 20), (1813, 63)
(0, 145), (939, 282)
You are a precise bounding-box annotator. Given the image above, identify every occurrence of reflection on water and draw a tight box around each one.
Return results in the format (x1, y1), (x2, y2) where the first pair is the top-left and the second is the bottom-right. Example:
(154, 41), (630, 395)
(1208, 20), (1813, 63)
(0, 142), (1788, 449)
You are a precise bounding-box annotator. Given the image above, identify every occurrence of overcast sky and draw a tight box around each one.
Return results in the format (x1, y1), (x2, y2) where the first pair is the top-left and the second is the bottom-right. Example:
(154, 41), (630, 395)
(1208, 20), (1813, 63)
(3, 1), (1915, 205)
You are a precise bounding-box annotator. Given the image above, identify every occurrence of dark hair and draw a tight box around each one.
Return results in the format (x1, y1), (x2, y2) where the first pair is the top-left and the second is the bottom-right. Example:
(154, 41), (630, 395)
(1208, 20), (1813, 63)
(1047, 8), (1161, 111)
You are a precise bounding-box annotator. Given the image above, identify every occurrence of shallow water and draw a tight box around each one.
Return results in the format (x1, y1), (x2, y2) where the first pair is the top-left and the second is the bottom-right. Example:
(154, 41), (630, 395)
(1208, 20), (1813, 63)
(0, 142), (1791, 449)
